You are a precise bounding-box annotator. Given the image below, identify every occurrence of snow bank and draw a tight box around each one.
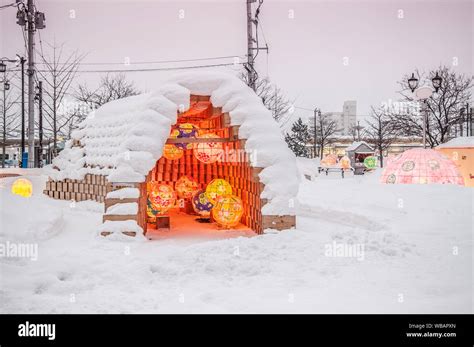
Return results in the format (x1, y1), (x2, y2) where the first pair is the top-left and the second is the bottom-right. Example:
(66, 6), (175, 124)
(97, 220), (145, 241)
(48, 71), (299, 215)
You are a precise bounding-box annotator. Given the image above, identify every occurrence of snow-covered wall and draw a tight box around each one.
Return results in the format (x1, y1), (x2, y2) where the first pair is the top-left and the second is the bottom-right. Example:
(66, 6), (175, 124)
(47, 71), (299, 215)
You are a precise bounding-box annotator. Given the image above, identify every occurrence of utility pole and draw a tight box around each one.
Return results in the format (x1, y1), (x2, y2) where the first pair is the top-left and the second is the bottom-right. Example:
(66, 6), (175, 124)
(20, 56), (26, 165)
(313, 108), (318, 158)
(36, 80), (43, 167)
(245, 0), (267, 91)
(16, 0), (46, 168)
(2, 79), (6, 168)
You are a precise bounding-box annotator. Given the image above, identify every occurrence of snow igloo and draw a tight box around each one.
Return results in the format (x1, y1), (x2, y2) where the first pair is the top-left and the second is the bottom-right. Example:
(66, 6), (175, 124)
(43, 72), (299, 239)
(380, 148), (464, 185)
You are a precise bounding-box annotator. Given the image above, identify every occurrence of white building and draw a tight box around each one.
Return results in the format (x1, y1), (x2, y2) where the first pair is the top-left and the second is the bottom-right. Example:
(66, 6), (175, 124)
(324, 100), (357, 136)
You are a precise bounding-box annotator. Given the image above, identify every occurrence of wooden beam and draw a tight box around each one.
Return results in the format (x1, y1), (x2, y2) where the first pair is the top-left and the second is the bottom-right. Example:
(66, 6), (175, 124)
(166, 137), (230, 144)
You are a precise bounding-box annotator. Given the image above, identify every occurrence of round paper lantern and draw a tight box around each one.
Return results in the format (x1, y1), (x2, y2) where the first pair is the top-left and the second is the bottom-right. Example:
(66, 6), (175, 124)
(146, 199), (161, 218)
(339, 156), (351, 169)
(212, 194), (244, 228)
(193, 133), (223, 164)
(364, 156), (377, 169)
(11, 178), (33, 197)
(147, 182), (176, 214)
(191, 189), (213, 217)
(175, 175), (199, 199)
(175, 123), (199, 150)
(380, 148), (464, 185)
(162, 144), (184, 160)
(205, 178), (232, 204)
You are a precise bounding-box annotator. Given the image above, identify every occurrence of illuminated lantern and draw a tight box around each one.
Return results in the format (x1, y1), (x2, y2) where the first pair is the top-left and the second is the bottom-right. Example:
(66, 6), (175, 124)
(205, 178), (232, 204)
(364, 156), (377, 169)
(162, 144), (184, 160)
(212, 194), (244, 228)
(175, 175), (199, 199)
(339, 156), (352, 169)
(320, 154), (338, 167)
(175, 123), (199, 150)
(11, 178), (33, 197)
(191, 189), (213, 217)
(147, 182), (176, 214)
(193, 133), (223, 164)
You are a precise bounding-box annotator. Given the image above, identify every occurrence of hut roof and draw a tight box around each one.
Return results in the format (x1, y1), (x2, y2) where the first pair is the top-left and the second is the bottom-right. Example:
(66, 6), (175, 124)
(437, 136), (474, 149)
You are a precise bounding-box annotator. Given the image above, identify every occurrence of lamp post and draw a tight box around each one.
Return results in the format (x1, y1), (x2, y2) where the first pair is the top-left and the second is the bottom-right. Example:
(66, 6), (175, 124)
(407, 72), (443, 148)
(35, 81), (43, 167)
(1, 78), (9, 168)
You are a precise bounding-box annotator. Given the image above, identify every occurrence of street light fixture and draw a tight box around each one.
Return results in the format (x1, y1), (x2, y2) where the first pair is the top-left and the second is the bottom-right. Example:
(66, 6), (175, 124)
(4, 81), (10, 91)
(408, 73), (419, 92)
(431, 72), (442, 92)
(0, 62), (6, 73)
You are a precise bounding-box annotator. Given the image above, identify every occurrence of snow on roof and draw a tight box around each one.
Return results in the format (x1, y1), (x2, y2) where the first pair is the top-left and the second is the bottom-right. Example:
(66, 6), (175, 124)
(345, 141), (374, 152)
(46, 71), (299, 215)
(437, 136), (474, 149)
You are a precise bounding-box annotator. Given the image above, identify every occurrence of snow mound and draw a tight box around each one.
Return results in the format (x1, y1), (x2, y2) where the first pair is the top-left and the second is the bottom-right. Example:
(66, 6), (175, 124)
(48, 71), (299, 215)
(437, 136), (474, 148)
(105, 203), (138, 215)
(106, 188), (140, 199)
(97, 220), (145, 241)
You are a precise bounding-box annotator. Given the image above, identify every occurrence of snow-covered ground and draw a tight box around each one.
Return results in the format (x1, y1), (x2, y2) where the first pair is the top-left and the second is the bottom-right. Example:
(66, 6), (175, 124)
(0, 168), (472, 313)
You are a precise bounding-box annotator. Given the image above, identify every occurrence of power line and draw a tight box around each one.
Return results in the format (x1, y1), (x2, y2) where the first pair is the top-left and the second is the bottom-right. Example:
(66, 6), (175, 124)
(35, 55), (248, 66)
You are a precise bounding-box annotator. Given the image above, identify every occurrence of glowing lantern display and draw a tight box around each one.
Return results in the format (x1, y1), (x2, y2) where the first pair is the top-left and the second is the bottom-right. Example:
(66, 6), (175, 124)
(380, 149), (464, 185)
(11, 178), (33, 197)
(191, 189), (213, 217)
(364, 156), (377, 169)
(320, 154), (338, 167)
(175, 175), (199, 199)
(339, 156), (352, 169)
(147, 182), (176, 215)
(205, 178), (232, 204)
(212, 195), (244, 228)
(172, 123), (199, 150)
(193, 133), (224, 164)
(162, 144), (184, 160)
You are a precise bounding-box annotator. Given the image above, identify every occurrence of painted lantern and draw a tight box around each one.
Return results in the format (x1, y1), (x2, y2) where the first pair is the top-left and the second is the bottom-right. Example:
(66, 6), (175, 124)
(162, 144), (184, 161)
(205, 178), (232, 204)
(171, 123), (199, 150)
(147, 182), (176, 217)
(11, 178), (33, 198)
(175, 175), (199, 199)
(193, 133), (224, 164)
(212, 194), (244, 228)
(191, 189), (214, 217)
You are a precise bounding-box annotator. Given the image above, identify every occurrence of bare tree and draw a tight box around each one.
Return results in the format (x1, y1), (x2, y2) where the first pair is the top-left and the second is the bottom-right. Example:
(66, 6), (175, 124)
(239, 72), (292, 122)
(1, 71), (21, 167)
(36, 42), (85, 157)
(391, 66), (473, 147)
(365, 106), (397, 168)
(309, 110), (338, 159)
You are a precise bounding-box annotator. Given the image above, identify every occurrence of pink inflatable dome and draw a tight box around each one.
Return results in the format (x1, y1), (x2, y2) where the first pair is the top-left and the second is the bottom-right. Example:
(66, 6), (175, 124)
(380, 149), (464, 185)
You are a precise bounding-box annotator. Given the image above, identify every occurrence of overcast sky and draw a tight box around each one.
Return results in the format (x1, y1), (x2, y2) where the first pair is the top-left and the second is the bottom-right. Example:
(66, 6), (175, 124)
(1, 0), (472, 123)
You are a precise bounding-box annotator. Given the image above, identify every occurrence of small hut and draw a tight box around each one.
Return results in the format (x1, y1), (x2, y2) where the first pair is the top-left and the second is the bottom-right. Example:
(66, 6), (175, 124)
(43, 72), (298, 238)
(436, 137), (474, 187)
(345, 141), (374, 173)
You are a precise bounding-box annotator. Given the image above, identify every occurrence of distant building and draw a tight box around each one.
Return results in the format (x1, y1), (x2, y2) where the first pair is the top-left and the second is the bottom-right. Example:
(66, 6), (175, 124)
(323, 100), (357, 136)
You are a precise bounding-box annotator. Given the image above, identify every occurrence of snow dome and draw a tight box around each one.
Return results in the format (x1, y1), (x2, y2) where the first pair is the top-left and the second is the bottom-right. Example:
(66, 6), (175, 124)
(380, 148), (464, 185)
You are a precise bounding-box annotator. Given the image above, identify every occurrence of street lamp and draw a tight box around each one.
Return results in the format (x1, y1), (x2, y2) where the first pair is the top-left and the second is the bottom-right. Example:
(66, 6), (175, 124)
(4, 81), (10, 91)
(408, 73), (419, 93)
(408, 71), (442, 149)
(0, 62), (6, 73)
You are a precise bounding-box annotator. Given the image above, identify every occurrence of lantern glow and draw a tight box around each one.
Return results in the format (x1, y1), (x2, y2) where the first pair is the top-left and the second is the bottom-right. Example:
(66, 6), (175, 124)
(147, 182), (176, 215)
(11, 178), (33, 197)
(212, 194), (244, 228)
(339, 156), (351, 169)
(191, 189), (213, 217)
(162, 144), (184, 160)
(205, 178), (232, 204)
(174, 123), (199, 150)
(193, 133), (224, 164)
(320, 154), (338, 167)
(175, 175), (199, 199)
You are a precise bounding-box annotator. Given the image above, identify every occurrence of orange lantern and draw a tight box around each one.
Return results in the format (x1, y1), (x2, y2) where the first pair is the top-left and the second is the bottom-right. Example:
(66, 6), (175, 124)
(162, 144), (184, 160)
(175, 175), (199, 199)
(339, 156), (352, 169)
(147, 182), (176, 215)
(212, 194), (244, 228)
(321, 154), (338, 167)
(193, 133), (223, 164)
(11, 178), (33, 198)
(205, 178), (232, 204)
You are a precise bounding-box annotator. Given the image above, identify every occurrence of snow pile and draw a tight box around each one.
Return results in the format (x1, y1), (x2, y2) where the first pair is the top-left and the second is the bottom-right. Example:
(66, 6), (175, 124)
(106, 188), (140, 199)
(437, 136), (474, 148)
(104, 203), (138, 215)
(97, 220), (145, 241)
(296, 157), (320, 181)
(47, 72), (299, 215)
